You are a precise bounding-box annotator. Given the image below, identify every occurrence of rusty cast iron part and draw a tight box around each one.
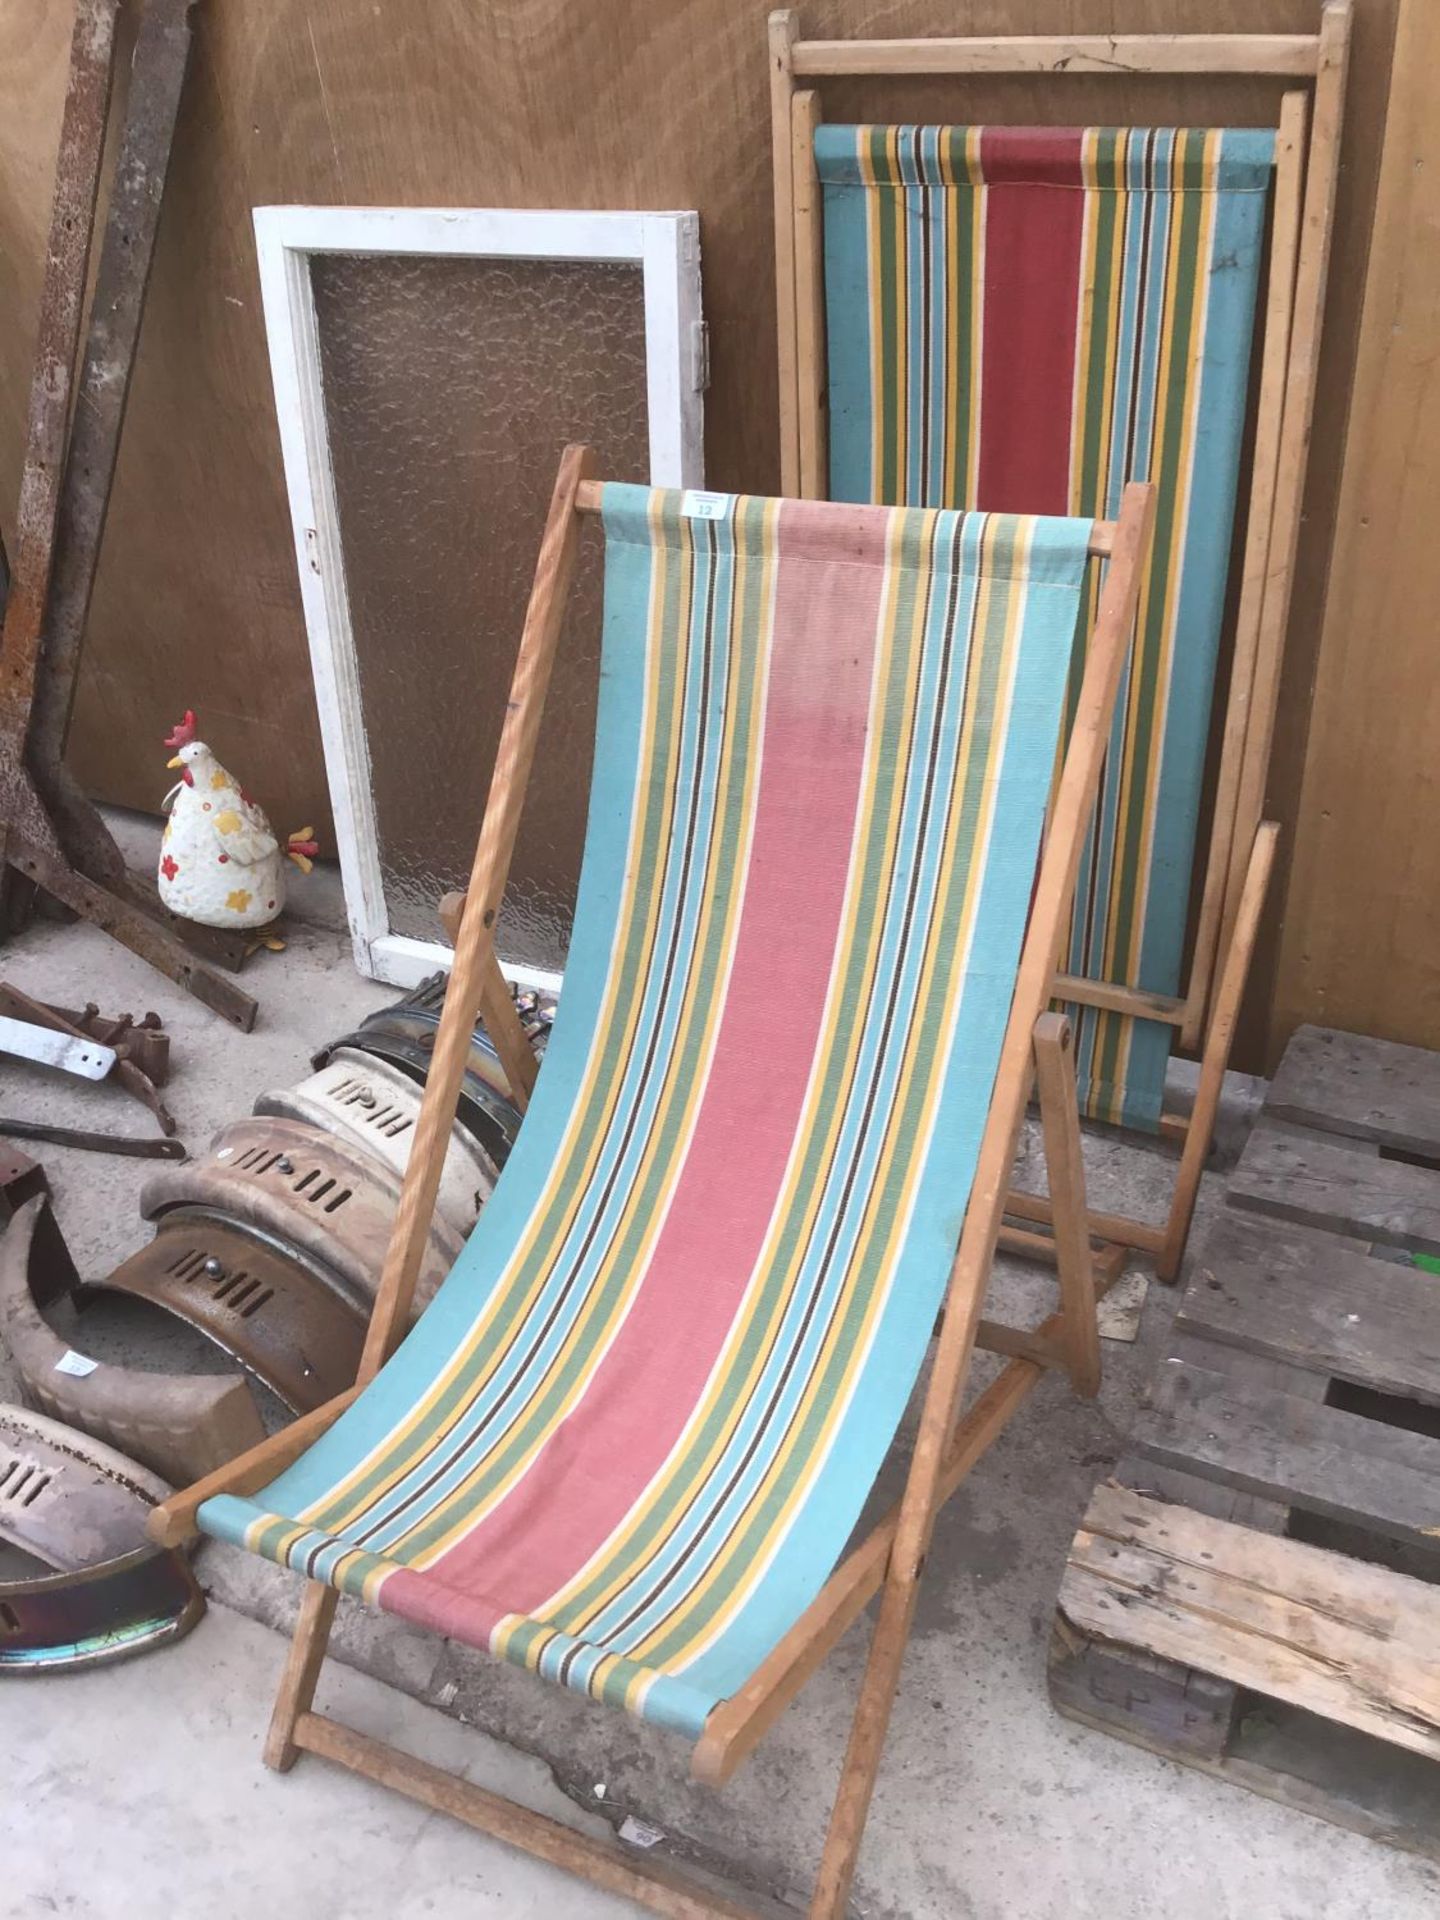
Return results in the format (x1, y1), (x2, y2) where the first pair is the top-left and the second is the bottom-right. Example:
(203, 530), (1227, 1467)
(312, 1018), (523, 1172)
(255, 1047), (497, 1238)
(313, 976), (528, 1171)
(0, 1404), (204, 1674)
(0, 1196), (266, 1484)
(0, 1144), (48, 1219)
(142, 1118), (463, 1308)
(57, 1001), (172, 1086)
(0, 0), (254, 1028)
(372, 967), (555, 1059)
(90, 1118), (462, 1411)
(92, 1211), (365, 1414)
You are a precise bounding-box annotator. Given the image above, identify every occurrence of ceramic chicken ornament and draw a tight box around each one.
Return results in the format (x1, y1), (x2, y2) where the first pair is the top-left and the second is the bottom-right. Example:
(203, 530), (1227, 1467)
(157, 711), (318, 931)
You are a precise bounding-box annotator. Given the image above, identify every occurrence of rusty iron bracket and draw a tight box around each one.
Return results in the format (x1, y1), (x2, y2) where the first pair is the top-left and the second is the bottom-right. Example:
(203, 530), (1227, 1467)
(0, 0), (257, 1031)
(51, 1000), (171, 1087)
(0, 982), (177, 1135)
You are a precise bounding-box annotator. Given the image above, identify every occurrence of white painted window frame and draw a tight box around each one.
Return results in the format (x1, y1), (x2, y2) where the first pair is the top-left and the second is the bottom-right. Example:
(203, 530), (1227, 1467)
(254, 204), (706, 992)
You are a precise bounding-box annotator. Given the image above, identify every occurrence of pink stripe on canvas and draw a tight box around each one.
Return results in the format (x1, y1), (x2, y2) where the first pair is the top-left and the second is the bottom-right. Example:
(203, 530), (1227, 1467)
(385, 500), (891, 1621)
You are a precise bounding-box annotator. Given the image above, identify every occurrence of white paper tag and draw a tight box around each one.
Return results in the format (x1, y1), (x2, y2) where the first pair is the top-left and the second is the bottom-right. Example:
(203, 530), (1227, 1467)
(54, 1349), (99, 1378)
(680, 489), (732, 522)
(619, 1815), (665, 1849)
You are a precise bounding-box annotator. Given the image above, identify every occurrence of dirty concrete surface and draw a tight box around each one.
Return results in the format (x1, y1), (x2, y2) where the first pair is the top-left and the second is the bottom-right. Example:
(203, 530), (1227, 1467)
(2, 813), (1437, 1919)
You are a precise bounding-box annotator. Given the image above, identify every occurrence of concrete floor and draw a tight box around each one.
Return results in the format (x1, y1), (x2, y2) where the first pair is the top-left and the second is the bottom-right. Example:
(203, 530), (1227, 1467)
(3, 818), (1438, 1918)
(5, 1599), (639, 1920)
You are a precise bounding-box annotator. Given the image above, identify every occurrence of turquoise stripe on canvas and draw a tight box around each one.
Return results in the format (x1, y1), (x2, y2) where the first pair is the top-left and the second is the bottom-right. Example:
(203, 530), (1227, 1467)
(815, 122), (1273, 1131)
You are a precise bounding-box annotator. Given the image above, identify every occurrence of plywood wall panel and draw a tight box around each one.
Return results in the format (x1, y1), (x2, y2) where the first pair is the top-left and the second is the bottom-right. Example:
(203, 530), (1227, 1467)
(0, 2), (1399, 1055)
(1269, 0), (1439, 1053)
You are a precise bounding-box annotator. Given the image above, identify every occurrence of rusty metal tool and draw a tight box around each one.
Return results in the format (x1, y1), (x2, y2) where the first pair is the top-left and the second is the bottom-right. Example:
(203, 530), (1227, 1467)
(0, 1121), (186, 1161)
(0, 983), (176, 1134)
(0, 0), (257, 1031)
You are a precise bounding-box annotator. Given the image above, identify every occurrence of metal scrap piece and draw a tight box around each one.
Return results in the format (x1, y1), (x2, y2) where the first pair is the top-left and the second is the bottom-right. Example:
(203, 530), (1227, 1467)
(0, 0), (121, 801)
(0, 1196), (266, 1484)
(141, 1118), (463, 1312)
(0, 1404), (204, 1673)
(91, 1211), (365, 1415)
(0, 0), (256, 1030)
(0, 1015), (114, 1080)
(313, 1013), (524, 1172)
(28, 0), (200, 886)
(55, 1004), (170, 1086)
(0, 1121), (185, 1161)
(0, 1145), (48, 1218)
(255, 1047), (497, 1238)
(0, 984), (177, 1135)
(89, 1119), (462, 1412)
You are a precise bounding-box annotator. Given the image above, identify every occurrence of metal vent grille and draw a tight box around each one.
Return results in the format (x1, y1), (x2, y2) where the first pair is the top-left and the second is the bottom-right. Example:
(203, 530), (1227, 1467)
(165, 1245), (276, 1320)
(326, 1072), (416, 1141)
(0, 1453), (53, 1508)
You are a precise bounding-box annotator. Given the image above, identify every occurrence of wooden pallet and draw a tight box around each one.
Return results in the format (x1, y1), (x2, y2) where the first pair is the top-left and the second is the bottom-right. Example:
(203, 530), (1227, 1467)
(1050, 1025), (1440, 1859)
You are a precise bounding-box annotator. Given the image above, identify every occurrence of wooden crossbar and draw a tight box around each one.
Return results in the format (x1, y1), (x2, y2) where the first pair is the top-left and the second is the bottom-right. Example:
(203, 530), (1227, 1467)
(790, 34), (1322, 78)
(573, 478), (1118, 556)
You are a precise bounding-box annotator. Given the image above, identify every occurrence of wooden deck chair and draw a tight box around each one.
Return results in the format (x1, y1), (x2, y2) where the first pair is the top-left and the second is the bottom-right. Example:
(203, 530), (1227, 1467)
(769, 5), (1350, 1280)
(151, 448), (1154, 1919)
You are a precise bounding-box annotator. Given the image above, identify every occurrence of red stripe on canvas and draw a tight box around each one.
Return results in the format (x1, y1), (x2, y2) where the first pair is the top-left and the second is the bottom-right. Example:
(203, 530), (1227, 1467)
(390, 500), (890, 1616)
(975, 128), (1086, 513)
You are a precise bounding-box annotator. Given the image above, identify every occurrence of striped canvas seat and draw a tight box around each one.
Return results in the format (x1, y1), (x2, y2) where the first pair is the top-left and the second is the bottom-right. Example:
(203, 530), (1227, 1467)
(816, 124), (1274, 1130)
(198, 486), (1095, 1736)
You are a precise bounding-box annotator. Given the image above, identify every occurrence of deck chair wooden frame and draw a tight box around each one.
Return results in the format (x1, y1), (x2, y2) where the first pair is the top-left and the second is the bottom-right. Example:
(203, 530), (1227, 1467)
(769, 5), (1350, 1281)
(151, 451), (1154, 1919)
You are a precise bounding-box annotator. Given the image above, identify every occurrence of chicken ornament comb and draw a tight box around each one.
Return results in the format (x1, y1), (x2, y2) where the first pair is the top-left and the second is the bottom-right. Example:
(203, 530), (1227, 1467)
(163, 710), (197, 750)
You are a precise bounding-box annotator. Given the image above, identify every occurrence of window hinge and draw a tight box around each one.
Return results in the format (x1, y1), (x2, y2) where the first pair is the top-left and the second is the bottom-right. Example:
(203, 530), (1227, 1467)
(691, 319), (710, 393)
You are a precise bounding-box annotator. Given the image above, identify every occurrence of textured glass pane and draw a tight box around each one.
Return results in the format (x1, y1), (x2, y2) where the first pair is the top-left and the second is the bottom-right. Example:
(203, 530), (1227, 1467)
(311, 252), (651, 970)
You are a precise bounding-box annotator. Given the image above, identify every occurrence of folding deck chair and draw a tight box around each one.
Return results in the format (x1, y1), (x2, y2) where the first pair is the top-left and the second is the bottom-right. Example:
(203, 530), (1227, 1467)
(769, 5), (1350, 1279)
(153, 446), (1154, 1918)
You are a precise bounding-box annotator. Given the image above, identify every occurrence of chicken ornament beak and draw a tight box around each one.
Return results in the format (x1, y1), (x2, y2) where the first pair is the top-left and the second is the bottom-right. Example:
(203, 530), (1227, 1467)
(166, 755), (184, 770)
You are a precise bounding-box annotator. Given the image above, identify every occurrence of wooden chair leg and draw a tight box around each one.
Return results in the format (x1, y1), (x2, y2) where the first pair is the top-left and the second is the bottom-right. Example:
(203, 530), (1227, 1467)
(437, 889), (538, 1111)
(809, 1559), (922, 1918)
(477, 956), (538, 1111)
(1157, 819), (1279, 1283)
(264, 1582), (340, 1772)
(1032, 1011), (1101, 1397)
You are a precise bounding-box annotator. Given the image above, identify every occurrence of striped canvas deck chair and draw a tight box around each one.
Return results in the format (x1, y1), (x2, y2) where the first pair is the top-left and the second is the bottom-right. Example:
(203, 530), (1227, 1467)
(770, 6), (1350, 1279)
(153, 448), (1154, 1919)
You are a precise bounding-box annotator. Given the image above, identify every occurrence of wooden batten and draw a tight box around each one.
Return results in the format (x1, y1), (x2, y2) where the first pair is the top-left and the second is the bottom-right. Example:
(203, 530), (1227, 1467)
(1220, 1), (1351, 968)
(790, 34), (1323, 78)
(1061, 1483), (1440, 1764)
(1182, 89), (1309, 1048)
(1033, 1013), (1102, 1396)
